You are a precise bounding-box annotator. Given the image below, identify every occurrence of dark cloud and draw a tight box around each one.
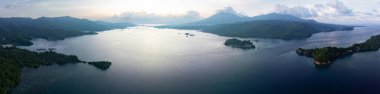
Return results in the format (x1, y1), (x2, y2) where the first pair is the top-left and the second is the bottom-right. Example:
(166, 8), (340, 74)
(373, 9), (379, 13)
(0, 0), (30, 9)
(4, 4), (12, 9)
(105, 11), (202, 24)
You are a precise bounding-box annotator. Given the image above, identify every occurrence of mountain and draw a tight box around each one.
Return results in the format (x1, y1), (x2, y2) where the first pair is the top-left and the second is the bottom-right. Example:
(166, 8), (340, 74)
(0, 16), (135, 46)
(203, 20), (354, 39)
(182, 13), (305, 26)
(159, 13), (315, 29)
(185, 12), (251, 25)
(160, 13), (355, 40)
(250, 13), (303, 21)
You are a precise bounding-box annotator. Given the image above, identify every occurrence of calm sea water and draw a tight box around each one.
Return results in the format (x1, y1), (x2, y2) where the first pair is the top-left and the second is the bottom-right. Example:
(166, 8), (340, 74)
(12, 26), (380, 94)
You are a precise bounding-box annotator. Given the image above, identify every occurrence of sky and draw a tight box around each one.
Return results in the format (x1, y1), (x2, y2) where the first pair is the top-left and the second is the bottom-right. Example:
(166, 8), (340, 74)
(0, 0), (379, 24)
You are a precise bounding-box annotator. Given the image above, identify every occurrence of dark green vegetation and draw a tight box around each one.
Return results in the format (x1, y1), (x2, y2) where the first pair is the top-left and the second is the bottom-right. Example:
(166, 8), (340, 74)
(202, 20), (354, 40)
(0, 46), (114, 93)
(0, 16), (121, 94)
(0, 16), (135, 46)
(87, 61), (112, 70)
(296, 34), (380, 67)
(224, 38), (255, 49)
(160, 13), (354, 40)
(0, 46), (81, 94)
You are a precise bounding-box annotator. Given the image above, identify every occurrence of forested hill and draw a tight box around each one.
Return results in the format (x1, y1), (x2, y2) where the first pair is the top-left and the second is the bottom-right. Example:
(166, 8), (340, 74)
(202, 20), (354, 40)
(159, 13), (354, 40)
(0, 46), (81, 94)
(0, 16), (135, 46)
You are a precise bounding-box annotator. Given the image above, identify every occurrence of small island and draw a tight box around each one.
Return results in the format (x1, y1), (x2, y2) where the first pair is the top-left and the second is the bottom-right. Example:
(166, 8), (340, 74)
(224, 38), (256, 49)
(296, 34), (380, 67)
(87, 61), (112, 70)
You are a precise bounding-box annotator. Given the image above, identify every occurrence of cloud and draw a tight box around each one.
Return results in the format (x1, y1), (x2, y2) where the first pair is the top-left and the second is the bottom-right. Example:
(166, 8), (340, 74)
(216, 7), (237, 14)
(104, 11), (202, 24)
(0, 0), (30, 9)
(271, 0), (380, 24)
(314, 0), (353, 16)
(216, 7), (246, 16)
(273, 0), (353, 18)
(273, 5), (318, 17)
(361, 9), (380, 16)
(4, 4), (12, 9)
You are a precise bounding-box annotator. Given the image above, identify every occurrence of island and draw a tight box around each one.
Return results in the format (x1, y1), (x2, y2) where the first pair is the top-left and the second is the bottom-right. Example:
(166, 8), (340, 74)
(87, 61), (112, 70)
(0, 46), (112, 93)
(224, 38), (256, 49)
(296, 34), (380, 67)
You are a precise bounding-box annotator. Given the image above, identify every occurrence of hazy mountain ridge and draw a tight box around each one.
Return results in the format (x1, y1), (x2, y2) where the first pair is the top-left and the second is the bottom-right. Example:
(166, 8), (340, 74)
(160, 13), (355, 39)
(184, 12), (251, 25)
(203, 20), (354, 39)
(176, 13), (306, 26)
(0, 16), (135, 46)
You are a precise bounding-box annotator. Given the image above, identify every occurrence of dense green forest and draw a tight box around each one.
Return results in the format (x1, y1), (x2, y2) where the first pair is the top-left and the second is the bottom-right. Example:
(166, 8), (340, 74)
(0, 46), (81, 94)
(224, 38), (255, 49)
(202, 20), (354, 40)
(160, 13), (354, 40)
(0, 46), (114, 93)
(163, 20), (354, 40)
(0, 16), (123, 94)
(0, 16), (135, 46)
(296, 34), (380, 67)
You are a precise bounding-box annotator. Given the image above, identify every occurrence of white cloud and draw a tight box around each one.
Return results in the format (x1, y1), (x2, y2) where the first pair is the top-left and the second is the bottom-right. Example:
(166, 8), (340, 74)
(0, 0), (379, 24)
(314, 0), (353, 16)
(216, 7), (237, 14)
(272, 0), (380, 24)
(104, 11), (202, 24)
(274, 0), (353, 18)
(273, 5), (318, 17)
(361, 9), (380, 16)
(215, 7), (246, 16)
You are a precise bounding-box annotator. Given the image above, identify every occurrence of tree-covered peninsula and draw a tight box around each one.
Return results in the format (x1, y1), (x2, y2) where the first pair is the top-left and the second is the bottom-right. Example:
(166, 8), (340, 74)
(296, 34), (380, 67)
(0, 46), (112, 93)
(0, 16), (124, 94)
(0, 16), (135, 46)
(224, 38), (255, 49)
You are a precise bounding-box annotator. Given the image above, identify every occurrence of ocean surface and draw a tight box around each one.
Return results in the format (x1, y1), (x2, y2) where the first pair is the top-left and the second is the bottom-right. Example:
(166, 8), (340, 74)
(12, 26), (380, 94)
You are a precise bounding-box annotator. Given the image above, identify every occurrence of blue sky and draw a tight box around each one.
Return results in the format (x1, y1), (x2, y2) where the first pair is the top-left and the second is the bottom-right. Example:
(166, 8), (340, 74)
(0, 0), (379, 24)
